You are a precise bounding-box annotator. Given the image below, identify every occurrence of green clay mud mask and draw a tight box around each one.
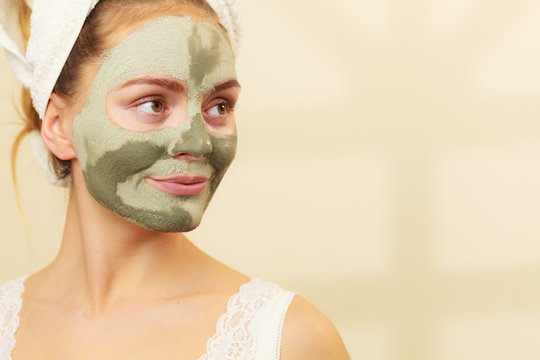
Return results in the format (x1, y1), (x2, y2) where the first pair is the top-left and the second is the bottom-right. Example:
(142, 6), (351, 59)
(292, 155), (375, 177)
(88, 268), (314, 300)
(72, 16), (238, 232)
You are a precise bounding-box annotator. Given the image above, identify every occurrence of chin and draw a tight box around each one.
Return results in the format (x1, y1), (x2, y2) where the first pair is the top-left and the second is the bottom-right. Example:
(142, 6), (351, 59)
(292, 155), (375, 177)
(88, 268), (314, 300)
(127, 212), (203, 233)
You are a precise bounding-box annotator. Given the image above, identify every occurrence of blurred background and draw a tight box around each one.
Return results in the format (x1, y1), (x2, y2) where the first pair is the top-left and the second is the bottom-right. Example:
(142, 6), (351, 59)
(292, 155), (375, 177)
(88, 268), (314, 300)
(2, 0), (540, 358)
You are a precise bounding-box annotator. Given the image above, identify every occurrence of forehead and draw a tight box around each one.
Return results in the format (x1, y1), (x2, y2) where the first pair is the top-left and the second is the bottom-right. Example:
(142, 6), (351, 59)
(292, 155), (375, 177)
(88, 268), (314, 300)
(94, 15), (236, 94)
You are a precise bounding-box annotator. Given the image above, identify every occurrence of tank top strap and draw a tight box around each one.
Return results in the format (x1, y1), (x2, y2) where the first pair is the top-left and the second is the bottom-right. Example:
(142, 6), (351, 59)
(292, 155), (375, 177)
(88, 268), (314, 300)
(199, 278), (295, 360)
(0, 275), (28, 360)
(252, 285), (295, 360)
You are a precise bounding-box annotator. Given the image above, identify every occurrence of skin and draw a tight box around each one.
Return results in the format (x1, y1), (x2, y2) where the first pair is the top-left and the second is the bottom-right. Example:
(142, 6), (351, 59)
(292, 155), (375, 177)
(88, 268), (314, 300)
(12, 9), (351, 360)
(73, 16), (237, 232)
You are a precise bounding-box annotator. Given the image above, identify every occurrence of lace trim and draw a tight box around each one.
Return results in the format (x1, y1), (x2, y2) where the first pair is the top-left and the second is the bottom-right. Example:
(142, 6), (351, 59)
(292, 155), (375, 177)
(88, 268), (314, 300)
(0, 275), (28, 360)
(199, 278), (281, 360)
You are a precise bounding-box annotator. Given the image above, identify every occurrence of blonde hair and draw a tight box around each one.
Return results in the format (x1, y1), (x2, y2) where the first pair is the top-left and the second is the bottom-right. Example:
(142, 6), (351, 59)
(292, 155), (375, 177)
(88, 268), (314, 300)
(11, 2), (40, 191)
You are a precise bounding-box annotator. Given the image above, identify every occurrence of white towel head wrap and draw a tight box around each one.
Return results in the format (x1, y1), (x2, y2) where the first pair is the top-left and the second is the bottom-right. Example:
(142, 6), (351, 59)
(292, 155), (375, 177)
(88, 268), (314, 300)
(0, 0), (241, 186)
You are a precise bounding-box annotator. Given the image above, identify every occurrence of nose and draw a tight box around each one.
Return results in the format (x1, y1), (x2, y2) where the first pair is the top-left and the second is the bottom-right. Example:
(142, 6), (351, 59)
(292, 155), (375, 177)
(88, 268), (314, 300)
(167, 113), (212, 159)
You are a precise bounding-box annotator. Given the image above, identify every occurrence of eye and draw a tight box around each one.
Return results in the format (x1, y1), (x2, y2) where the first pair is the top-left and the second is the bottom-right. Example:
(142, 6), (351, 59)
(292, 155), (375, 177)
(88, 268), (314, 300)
(207, 102), (230, 117)
(136, 100), (164, 114)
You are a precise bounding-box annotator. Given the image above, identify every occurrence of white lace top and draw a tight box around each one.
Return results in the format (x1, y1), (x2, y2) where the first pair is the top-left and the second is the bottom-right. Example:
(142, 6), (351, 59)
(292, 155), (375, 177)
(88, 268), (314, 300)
(0, 275), (295, 360)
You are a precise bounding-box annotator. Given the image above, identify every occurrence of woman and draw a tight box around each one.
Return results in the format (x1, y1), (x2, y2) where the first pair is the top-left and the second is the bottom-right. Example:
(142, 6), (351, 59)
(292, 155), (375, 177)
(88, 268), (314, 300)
(0, 0), (350, 358)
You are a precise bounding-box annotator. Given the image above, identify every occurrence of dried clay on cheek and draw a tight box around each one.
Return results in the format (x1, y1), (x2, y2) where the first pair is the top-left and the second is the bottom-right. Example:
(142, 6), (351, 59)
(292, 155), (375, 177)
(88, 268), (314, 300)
(72, 16), (237, 232)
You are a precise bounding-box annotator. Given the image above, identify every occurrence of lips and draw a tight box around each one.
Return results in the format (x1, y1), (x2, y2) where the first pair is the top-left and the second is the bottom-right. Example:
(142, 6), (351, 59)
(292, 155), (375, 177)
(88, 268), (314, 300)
(145, 174), (209, 196)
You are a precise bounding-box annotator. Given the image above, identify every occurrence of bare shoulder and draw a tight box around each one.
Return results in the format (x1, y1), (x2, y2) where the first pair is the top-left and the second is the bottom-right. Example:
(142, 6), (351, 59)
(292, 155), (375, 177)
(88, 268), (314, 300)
(280, 295), (351, 360)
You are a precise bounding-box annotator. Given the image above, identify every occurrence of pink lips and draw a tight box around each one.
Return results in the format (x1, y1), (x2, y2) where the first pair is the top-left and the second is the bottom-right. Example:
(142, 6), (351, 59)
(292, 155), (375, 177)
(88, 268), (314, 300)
(145, 174), (209, 196)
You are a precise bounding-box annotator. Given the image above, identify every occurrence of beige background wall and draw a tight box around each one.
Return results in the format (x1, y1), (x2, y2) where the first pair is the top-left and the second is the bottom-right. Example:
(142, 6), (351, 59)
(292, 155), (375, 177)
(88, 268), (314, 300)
(2, 0), (540, 358)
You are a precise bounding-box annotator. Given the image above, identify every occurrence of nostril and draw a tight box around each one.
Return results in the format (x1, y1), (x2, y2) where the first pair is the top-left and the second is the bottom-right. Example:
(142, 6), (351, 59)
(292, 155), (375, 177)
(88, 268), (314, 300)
(167, 121), (213, 158)
(174, 152), (202, 163)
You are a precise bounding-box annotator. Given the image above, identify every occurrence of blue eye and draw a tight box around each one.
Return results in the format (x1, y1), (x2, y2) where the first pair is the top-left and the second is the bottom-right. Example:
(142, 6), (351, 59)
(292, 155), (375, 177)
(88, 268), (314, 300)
(136, 100), (164, 114)
(208, 103), (230, 116)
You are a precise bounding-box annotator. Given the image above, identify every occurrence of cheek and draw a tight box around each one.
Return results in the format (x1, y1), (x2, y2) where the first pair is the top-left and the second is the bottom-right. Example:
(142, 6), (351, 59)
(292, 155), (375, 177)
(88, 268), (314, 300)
(83, 140), (165, 203)
(208, 133), (237, 180)
(212, 135), (237, 170)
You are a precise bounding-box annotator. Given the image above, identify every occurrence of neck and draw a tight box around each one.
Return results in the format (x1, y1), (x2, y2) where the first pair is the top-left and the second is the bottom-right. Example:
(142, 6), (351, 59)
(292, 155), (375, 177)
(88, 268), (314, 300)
(42, 173), (205, 315)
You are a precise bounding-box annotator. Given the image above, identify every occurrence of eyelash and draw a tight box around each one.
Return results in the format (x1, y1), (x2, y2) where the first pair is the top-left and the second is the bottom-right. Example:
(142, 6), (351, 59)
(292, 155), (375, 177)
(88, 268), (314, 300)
(206, 101), (234, 116)
(134, 96), (166, 115)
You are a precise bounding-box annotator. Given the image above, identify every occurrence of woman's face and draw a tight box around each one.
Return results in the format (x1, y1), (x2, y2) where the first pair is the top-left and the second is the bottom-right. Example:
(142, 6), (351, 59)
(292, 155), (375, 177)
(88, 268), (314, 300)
(71, 15), (240, 232)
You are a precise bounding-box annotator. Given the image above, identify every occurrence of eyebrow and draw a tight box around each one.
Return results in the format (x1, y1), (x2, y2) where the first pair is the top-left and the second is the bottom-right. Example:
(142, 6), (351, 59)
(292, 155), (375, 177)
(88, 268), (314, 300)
(116, 77), (186, 92)
(213, 79), (241, 92)
(116, 77), (241, 93)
